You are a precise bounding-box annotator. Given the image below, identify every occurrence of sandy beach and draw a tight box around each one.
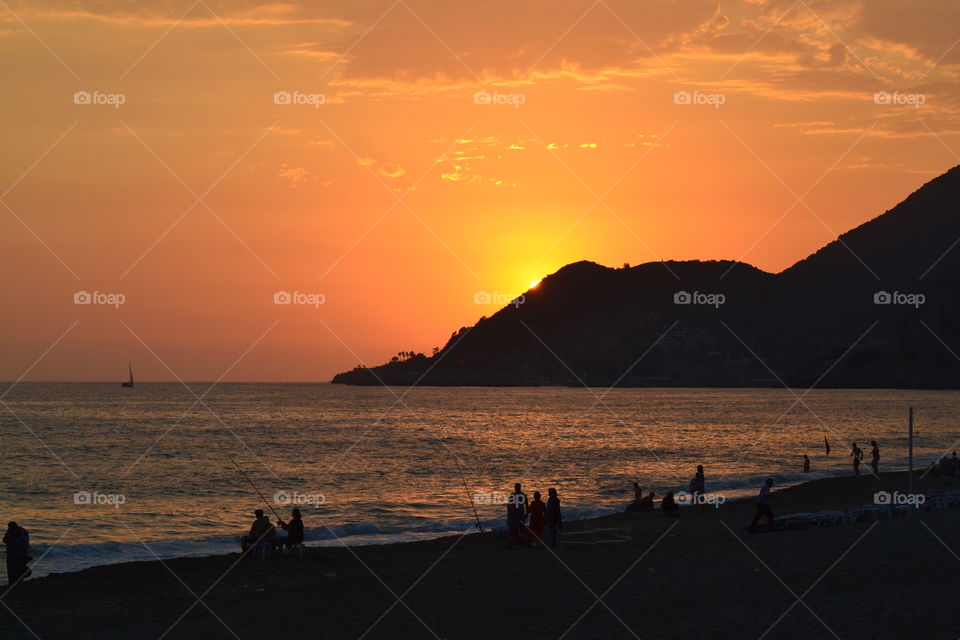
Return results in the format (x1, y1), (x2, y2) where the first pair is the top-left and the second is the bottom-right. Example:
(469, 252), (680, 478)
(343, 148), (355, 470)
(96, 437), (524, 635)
(2, 471), (958, 640)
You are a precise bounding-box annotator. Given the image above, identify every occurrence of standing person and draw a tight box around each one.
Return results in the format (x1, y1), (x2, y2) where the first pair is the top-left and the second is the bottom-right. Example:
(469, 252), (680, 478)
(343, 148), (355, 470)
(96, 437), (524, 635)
(627, 482), (643, 511)
(276, 507), (304, 550)
(802, 455), (810, 473)
(505, 483), (528, 548)
(527, 492), (546, 546)
(749, 479), (776, 533)
(870, 441), (880, 475)
(3, 522), (30, 588)
(850, 442), (863, 476)
(546, 488), (562, 548)
(693, 465), (706, 513)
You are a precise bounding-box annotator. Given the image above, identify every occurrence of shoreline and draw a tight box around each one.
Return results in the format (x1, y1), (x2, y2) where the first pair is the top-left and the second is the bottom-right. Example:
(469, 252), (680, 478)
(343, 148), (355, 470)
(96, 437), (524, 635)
(10, 465), (892, 581)
(5, 471), (959, 639)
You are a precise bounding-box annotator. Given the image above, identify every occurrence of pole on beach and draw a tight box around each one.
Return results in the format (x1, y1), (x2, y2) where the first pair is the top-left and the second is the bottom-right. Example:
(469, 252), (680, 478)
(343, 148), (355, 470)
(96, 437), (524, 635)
(908, 407), (914, 496)
(452, 454), (484, 533)
(231, 458), (283, 521)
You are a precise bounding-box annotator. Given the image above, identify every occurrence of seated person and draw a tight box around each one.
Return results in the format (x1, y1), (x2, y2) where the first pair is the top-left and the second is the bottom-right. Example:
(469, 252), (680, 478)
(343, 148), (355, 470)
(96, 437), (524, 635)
(660, 492), (679, 517)
(639, 492), (655, 511)
(276, 508), (304, 549)
(240, 509), (277, 553)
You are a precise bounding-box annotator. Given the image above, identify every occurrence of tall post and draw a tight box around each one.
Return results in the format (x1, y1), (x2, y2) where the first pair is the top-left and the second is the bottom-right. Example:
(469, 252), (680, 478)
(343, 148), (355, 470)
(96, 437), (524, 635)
(908, 407), (914, 496)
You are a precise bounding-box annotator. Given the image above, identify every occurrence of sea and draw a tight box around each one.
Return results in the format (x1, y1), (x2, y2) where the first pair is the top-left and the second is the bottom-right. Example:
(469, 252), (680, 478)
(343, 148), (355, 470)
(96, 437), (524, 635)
(1, 383), (957, 581)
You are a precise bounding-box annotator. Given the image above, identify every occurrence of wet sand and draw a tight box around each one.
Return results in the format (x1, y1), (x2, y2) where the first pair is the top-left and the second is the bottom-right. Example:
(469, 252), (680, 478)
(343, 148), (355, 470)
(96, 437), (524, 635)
(3, 471), (959, 639)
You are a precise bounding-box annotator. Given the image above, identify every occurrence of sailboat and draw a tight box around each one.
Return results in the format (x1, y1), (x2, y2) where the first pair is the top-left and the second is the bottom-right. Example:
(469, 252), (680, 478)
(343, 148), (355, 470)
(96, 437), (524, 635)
(121, 362), (134, 388)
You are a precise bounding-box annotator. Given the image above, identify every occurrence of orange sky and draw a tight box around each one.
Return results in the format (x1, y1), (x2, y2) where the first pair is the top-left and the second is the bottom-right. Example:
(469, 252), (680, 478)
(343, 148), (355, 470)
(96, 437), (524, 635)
(1, 0), (959, 381)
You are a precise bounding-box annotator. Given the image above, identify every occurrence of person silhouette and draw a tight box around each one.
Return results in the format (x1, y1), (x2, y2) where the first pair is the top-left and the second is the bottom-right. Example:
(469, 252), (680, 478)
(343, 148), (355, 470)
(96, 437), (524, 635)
(546, 488), (562, 548)
(870, 441), (880, 474)
(803, 455), (810, 473)
(240, 509), (277, 553)
(505, 483), (528, 548)
(692, 465), (706, 512)
(276, 507), (304, 550)
(639, 492), (655, 511)
(749, 479), (775, 533)
(3, 521), (31, 588)
(661, 492), (679, 517)
(527, 491), (546, 546)
(850, 442), (863, 476)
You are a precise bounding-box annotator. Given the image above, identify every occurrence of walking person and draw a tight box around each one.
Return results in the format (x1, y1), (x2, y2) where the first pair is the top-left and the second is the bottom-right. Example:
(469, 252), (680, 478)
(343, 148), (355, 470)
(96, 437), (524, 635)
(546, 488), (562, 548)
(802, 455), (810, 473)
(870, 441), (880, 475)
(749, 479), (776, 533)
(850, 442), (863, 476)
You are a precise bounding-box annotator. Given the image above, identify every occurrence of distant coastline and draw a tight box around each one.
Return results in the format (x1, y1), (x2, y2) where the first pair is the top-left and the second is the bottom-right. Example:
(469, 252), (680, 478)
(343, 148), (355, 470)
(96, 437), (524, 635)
(334, 167), (960, 389)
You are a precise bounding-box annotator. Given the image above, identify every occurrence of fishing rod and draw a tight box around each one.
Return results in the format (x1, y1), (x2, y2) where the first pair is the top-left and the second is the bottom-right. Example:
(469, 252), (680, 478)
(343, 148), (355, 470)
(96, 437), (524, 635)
(230, 457), (283, 521)
(452, 453), (484, 533)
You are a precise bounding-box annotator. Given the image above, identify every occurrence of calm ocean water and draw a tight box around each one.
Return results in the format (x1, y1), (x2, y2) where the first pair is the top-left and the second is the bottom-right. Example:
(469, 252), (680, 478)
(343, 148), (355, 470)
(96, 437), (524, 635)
(1, 383), (957, 580)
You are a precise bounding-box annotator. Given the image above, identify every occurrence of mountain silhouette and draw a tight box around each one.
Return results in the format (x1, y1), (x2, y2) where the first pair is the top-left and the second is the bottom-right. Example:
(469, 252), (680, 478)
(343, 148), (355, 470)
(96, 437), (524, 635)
(333, 166), (960, 388)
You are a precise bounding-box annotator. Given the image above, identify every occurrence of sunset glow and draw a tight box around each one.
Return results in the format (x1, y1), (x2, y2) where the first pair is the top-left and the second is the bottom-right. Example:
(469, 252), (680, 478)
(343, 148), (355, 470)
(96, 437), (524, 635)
(2, 0), (959, 381)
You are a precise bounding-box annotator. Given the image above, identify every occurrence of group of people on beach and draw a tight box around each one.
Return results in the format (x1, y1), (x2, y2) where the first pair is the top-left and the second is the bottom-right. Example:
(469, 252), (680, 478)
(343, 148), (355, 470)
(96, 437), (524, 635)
(849, 441), (881, 476)
(504, 483), (562, 548)
(627, 468), (776, 533)
(929, 451), (960, 482)
(627, 465), (707, 517)
(239, 508), (305, 554)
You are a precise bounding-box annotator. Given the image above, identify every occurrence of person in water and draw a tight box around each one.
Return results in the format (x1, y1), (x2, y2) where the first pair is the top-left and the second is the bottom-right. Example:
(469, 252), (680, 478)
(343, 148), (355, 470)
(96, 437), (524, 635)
(276, 507), (304, 550)
(546, 488), (562, 548)
(660, 492), (679, 517)
(639, 492), (655, 511)
(803, 455), (810, 473)
(505, 483), (528, 548)
(241, 509), (277, 553)
(3, 521), (31, 588)
(850, 442), (863, 476)
(749, 479), (775, 533)
(870, 441), (880, 474)
(527, 491), (546, 546)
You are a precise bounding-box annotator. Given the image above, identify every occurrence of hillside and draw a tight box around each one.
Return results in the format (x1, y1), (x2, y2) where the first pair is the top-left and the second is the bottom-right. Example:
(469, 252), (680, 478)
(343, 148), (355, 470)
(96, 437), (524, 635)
(333, 166), (960, 387)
